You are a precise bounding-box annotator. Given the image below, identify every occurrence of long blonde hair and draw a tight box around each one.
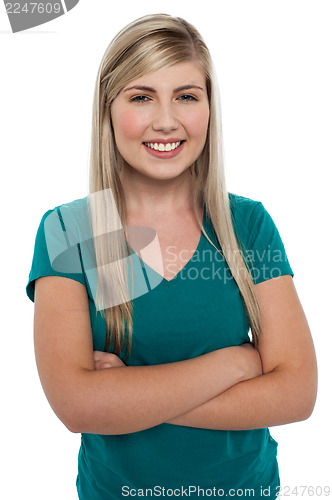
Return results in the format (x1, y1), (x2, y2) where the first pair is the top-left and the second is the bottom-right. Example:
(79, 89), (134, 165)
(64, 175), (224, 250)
(88, 13), (260, 362)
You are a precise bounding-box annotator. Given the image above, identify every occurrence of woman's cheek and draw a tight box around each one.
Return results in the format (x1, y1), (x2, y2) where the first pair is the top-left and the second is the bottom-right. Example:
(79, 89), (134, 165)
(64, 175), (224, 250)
(183, 108), (210, 138)
(117, 109), (148, 140)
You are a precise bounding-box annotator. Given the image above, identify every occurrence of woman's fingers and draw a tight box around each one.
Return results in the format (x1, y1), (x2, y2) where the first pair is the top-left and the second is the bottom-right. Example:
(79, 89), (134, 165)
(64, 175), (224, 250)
(93, 350), (104, 361)
(100, 363), (112, 369)
(93, 351), (126, 369)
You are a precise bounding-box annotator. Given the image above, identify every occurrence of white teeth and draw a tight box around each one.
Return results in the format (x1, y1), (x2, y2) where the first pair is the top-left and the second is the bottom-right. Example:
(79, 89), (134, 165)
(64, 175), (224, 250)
(145, 141), (182, 151)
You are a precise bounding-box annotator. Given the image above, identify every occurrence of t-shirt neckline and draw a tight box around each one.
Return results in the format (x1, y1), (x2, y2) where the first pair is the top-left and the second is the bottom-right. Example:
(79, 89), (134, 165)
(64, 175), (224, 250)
(129, 203), (206, 285)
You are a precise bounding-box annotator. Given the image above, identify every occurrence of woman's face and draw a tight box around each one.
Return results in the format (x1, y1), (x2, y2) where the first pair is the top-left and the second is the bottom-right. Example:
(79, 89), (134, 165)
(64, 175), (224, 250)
(110, 61), (210, 182)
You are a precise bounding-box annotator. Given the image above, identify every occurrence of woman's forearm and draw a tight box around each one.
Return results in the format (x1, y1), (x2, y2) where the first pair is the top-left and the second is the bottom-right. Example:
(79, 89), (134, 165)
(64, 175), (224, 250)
(68, 346), (257, 435)
(165, 366), (317, 430)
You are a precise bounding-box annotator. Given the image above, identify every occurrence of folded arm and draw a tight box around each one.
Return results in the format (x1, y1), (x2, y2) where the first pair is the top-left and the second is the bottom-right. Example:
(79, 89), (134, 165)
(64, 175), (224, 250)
(165, 275), (318, 430)
(33, 276), (262, 436)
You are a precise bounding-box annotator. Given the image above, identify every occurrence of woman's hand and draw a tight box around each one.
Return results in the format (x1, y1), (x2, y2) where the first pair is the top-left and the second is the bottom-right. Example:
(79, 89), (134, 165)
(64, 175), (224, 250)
(237, 343), (263, 380)
(93, 351), (126, 370)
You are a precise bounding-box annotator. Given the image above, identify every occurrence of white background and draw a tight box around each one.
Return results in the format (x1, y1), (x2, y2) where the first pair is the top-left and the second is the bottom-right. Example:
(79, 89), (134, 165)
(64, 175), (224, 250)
(1, 1), (331, 499)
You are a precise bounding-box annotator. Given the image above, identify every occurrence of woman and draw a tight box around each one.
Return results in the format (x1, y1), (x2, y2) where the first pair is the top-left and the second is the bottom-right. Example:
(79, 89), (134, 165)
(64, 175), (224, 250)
(26, 13), (317, 500)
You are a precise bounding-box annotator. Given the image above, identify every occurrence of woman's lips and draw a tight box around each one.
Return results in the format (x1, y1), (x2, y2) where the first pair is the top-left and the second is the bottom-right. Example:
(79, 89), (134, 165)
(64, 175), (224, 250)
(143, 140), (185, 159)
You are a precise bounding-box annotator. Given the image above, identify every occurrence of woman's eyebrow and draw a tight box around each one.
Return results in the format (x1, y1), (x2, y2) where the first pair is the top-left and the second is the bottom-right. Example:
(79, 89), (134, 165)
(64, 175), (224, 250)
(123, 84), (204, 93)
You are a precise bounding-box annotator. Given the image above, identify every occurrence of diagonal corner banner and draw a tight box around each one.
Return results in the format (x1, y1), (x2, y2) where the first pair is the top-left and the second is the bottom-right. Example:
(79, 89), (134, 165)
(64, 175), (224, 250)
(4, 0), (80, 33)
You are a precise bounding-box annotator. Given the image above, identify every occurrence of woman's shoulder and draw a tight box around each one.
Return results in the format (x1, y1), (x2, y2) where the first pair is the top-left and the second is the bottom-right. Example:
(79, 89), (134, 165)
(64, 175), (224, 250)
(228, 192), (262, 222)
(227, 193), (294, 282)
(227, 192), (273, 249)
(40, 195), (90, 230)
(36, 196), (92, 259)
(43, 195), (89, 217)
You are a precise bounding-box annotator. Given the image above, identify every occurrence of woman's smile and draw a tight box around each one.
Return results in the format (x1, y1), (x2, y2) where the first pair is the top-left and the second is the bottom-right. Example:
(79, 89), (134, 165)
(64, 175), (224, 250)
(143, 139), (186, 159)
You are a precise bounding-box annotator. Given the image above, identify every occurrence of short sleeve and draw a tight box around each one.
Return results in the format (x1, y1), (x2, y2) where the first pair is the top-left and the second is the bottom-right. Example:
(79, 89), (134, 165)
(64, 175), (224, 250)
(26, 207), (87, 302)
(242, 201), (294, 284)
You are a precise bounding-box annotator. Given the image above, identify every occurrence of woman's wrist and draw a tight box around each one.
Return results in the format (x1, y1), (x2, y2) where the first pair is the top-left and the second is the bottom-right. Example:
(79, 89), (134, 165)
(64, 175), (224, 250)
(212, 344), (262, 386)
(232, 344), (263, 382)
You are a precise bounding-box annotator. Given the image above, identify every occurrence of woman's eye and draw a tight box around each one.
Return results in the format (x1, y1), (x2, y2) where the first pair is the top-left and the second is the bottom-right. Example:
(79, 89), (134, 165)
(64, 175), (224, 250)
(130, 95), (150, 103)
(178, 94), (198, 102)
(129, 94), (197, 103)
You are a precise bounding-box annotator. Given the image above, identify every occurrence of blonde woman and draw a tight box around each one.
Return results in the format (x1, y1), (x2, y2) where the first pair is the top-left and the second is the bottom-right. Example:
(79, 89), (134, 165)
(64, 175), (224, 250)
(26, 14), (317, 500)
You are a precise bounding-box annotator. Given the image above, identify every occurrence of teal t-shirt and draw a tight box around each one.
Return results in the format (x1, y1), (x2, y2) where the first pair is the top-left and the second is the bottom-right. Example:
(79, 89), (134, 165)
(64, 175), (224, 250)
(26, 193), (294, 500)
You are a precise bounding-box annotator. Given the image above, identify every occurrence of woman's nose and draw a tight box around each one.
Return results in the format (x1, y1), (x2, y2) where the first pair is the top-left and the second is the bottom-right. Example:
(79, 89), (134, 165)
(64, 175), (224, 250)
(152, 103), (179, 133)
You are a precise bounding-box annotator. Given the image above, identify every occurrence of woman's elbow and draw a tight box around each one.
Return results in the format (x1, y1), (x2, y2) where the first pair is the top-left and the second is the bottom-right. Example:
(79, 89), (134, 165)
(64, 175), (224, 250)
(291, 369), (318, 422)
(59, 400), (99, 434)
(274, 361), (318, 424)
(61, 410), (96, 434)
(64, 421), (81, 434)
(49, 401), (85, 434)
(298, 384), (318, 421)
(62, 407), (85, 434)
(44, 378), (96, 435)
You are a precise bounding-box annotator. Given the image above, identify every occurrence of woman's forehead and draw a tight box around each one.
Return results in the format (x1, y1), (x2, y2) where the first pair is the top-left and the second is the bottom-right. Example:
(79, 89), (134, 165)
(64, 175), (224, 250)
(122, 62), (207, 92)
